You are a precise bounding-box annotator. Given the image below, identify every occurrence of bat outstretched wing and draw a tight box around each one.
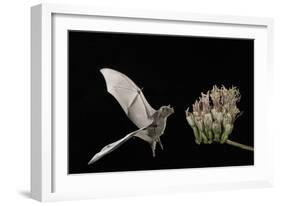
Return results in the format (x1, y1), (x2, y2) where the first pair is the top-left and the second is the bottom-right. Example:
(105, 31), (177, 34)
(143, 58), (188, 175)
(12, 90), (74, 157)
(88, 126), (149, 165)
(100, 68), (156, 128)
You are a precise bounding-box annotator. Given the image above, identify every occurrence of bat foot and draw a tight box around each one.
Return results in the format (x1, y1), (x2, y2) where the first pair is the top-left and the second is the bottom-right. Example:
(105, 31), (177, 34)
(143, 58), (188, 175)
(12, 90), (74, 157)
(158, 139), (164, 150)
(151, 141), (156, 157)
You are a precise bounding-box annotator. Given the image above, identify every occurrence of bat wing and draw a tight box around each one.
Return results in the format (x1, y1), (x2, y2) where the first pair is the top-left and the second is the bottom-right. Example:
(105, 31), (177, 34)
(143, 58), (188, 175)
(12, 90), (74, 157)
(100, 68), (156, 128)
(88, 126), (149, 165)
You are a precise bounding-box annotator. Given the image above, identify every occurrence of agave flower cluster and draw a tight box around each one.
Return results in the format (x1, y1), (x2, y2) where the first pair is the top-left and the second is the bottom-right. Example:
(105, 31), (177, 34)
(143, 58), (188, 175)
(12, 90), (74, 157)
(186, 85), (241, 144)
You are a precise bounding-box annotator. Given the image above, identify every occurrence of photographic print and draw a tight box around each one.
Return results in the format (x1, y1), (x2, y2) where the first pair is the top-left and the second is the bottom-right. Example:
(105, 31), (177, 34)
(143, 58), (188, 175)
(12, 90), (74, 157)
(68, 31), (254, 174)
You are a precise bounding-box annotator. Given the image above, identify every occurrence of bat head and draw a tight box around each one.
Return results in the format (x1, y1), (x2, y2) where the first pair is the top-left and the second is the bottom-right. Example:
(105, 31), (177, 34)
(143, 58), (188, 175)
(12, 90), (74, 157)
(159, 105), (174, 118)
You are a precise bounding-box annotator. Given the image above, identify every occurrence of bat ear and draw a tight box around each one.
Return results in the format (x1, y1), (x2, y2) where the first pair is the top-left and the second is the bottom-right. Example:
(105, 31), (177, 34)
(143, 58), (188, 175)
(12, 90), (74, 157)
(168, 104), (171, 108)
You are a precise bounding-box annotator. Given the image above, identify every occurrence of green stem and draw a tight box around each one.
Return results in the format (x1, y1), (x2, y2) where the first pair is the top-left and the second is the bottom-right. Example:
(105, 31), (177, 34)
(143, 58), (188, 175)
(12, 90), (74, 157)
(226, 139), (254, 151)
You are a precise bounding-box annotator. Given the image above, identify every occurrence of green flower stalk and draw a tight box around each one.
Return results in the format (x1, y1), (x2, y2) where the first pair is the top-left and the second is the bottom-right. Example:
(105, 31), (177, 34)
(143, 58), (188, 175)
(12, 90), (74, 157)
(185, 85), (253, 151)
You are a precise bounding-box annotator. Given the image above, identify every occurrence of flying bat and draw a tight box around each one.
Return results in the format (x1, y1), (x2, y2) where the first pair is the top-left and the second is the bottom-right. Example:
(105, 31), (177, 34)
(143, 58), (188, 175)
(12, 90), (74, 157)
(88, 68), (174, 165)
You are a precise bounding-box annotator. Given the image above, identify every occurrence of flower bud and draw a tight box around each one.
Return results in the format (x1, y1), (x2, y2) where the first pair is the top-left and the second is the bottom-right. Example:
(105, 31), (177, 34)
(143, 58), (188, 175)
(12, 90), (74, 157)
(221, 123), (233, 143)
(211, 109), (223, 123)
(194, 128), (201, 144)
(185, 109), (201, 144)
(212, 121), (221, 142)
(203, 113), (213, 143)
(194, 117), (204, 132)
(203, 113), (213, 130)
(200, 131), (208, 144)
(223, 113), (233, 126)
(186, 109), (195, 127)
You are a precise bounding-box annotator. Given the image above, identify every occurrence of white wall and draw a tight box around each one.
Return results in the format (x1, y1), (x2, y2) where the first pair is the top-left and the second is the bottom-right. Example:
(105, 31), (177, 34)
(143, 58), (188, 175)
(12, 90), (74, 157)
(0, 0), (280, 205)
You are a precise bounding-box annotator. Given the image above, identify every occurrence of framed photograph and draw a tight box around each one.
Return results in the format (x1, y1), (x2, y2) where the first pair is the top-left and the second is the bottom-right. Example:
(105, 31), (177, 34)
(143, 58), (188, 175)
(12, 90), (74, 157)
(31, 3), (274, 201)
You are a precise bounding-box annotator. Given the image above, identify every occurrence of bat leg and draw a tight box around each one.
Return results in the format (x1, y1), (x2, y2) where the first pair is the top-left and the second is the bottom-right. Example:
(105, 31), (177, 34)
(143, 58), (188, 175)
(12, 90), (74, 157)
(151, 141), (156, 157)
(157, 138), (164, 150)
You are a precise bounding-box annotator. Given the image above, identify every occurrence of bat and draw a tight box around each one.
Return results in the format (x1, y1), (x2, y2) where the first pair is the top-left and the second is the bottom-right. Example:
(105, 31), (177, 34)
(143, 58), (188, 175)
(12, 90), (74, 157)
(88, 68), (174, 165)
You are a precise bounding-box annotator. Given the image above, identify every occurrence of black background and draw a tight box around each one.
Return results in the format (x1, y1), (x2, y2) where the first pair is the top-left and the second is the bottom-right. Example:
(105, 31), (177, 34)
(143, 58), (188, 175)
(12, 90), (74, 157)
(68, 31), (254, 174)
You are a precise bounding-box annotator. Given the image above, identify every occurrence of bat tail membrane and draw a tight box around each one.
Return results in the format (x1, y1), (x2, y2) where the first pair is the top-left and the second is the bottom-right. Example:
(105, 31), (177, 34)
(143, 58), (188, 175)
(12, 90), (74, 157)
(134, 131), (153, 143)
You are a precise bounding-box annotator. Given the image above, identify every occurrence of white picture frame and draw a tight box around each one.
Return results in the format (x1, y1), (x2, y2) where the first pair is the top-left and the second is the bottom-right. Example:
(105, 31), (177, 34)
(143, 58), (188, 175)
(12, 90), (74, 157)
(31, 3), (274, 202)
